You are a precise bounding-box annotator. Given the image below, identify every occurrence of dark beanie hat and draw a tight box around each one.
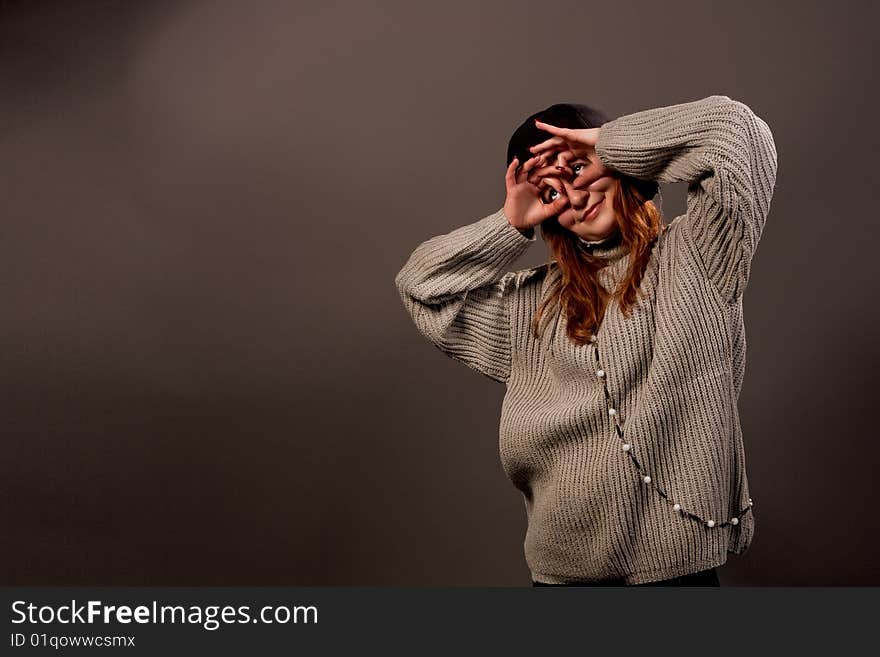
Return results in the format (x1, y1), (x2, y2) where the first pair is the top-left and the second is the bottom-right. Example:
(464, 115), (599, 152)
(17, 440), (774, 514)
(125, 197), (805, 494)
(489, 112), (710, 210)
(506, 102), (659, 201)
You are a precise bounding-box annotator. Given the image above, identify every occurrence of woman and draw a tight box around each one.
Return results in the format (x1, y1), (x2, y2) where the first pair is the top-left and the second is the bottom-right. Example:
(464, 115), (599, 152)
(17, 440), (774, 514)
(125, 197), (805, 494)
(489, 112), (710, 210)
(393, 95), (778, 586)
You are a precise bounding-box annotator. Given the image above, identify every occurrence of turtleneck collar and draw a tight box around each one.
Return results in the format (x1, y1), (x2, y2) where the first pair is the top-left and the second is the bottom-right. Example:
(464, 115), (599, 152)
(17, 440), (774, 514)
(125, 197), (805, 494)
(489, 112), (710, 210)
(575, 230), (629, 264)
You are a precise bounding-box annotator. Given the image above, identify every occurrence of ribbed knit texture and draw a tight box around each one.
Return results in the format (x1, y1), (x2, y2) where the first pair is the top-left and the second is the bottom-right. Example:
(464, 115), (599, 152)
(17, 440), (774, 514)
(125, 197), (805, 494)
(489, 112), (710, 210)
(394, 95), (778, 585)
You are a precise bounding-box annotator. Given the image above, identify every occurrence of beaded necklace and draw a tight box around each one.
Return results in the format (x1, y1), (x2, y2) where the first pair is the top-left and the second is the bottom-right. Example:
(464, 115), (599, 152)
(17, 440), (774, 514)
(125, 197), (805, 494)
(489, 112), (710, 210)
(551, 229), (755, 530)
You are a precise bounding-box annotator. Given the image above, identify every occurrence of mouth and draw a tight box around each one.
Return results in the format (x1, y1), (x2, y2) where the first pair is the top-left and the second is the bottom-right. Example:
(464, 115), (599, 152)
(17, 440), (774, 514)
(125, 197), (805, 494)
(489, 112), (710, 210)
(583, 197), (605, 221)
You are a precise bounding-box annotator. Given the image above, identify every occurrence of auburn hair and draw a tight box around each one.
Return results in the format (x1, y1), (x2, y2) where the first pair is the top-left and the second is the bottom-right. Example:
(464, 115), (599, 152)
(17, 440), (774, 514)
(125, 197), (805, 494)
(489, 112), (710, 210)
(531, 176), (665, 347)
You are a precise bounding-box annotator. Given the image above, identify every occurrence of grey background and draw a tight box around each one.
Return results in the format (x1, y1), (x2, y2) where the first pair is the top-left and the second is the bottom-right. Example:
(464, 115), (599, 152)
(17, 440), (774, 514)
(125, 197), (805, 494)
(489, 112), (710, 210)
(1, 0), (877, 585)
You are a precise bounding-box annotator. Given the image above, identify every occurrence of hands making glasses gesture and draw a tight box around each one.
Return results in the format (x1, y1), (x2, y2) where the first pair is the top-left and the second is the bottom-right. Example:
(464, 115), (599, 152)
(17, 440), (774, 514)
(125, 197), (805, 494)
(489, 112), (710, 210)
(503, 121), (608, 233)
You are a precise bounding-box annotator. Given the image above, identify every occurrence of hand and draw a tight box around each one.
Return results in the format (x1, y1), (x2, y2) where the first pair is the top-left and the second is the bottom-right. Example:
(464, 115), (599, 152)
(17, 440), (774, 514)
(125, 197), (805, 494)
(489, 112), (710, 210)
(503, 155), (569, 231)
(529, 121), (601, 157)
(529, 122), (608, 191)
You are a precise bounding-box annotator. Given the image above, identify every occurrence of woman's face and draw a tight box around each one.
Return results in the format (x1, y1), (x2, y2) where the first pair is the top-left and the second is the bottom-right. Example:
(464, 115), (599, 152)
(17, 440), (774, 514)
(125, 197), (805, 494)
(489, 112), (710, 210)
(537, 147), (619, 242)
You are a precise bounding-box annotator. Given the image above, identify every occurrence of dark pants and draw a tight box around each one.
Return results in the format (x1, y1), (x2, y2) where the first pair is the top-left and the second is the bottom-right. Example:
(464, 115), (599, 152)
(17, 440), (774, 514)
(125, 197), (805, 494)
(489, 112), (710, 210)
(532, 567), (720, 587)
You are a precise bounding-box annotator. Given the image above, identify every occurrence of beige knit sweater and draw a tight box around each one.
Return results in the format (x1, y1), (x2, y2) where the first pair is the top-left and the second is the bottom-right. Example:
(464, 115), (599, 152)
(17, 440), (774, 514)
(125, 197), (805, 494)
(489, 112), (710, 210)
(394, 95), (778, 584)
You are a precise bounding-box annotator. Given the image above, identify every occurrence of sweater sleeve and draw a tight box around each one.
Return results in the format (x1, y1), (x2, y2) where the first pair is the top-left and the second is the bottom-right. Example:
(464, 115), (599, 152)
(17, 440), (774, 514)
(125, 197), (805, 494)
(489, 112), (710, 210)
(394, 207), (536, 384)
(595, 94), (778, 303)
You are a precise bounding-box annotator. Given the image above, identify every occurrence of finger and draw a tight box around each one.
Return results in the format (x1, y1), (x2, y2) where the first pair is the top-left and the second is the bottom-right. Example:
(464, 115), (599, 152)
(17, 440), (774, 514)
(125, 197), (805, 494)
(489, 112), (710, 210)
(553, 150), (575, 177)
(541, 175), (564, 194)
(521, 154), (542, 173)
(531, 154), (584, 181)
(535, 176), (565, 205)
(570, 169), (596, 189)
(542, 192), (569, 218)
(534, 120), (578, 140)
(528, 135), (567, 155)
(533, 152), (551, 170)
(571, 161), (603, 189)
(535, 176), (562, 191)
(527, 164), (568, 185)
(505, 157), (519, 191)
(516, 155), (543, 184)
(567, 146), (593, 159)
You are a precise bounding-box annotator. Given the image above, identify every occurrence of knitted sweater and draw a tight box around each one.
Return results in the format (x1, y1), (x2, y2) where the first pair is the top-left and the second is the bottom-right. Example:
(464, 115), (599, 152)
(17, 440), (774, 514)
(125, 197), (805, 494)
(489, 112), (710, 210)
(394, 95), (778, 585)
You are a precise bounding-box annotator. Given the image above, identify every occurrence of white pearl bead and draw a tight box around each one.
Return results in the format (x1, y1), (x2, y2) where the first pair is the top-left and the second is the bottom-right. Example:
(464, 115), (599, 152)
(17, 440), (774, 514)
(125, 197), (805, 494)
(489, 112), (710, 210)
(596, 369), (605, 378)
(748, 498), (753, 505)
(590, 334), (598, 342)
(707, 520), (715, 528)
(622, 443), (631, 451)
(731, 517), (739, 525)
(608, 408), (616, 416)
(643, 475), (651, 484)
(673, 503), (681, 512)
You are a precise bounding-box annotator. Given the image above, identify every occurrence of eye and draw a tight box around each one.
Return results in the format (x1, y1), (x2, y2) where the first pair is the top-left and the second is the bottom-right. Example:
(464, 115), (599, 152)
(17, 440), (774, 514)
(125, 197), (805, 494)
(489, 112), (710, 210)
(540, 185), (560, 205)
(572, 162), (587, 176)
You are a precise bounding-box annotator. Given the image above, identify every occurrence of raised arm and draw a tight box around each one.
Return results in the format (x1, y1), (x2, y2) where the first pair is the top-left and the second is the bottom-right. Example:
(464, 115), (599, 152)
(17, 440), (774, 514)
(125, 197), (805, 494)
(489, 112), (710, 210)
(394, 208), (535, 384)
(595, 94), (778, 303)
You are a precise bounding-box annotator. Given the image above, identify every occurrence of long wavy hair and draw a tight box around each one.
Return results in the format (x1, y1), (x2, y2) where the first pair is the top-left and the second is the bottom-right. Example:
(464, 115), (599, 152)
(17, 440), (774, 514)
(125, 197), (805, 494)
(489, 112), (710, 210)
(532, 180), (665, 347)
(506, 102), (665, 348)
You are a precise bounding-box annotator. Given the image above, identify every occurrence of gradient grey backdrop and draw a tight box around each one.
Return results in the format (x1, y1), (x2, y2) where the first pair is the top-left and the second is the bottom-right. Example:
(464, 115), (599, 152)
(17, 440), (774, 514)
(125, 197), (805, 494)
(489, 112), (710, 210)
(2, 0), (877, 585)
